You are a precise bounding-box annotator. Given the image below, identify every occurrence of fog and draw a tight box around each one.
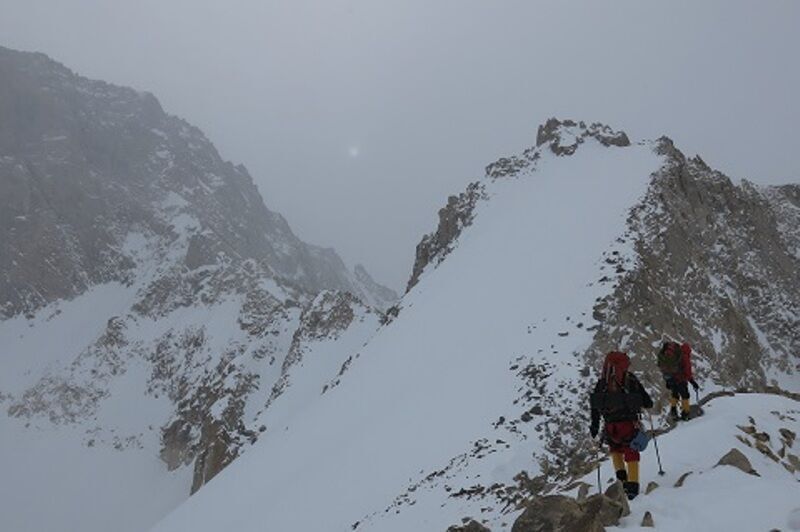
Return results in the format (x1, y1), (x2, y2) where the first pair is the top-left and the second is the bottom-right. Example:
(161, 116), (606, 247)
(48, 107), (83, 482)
(2, 0), (798, 290)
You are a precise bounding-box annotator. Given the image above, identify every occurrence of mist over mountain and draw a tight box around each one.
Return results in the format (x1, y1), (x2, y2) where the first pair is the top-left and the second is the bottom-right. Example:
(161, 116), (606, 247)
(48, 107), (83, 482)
(0, 46), (798, 532)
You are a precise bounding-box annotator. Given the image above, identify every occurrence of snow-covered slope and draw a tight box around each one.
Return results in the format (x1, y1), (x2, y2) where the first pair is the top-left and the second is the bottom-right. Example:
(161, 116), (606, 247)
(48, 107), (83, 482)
(151, 120), (799, 532)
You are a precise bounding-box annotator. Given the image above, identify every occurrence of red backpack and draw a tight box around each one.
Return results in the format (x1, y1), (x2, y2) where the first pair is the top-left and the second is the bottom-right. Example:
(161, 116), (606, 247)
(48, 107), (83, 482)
(591, 351), (642, 415)
(603, 351), (630, 388)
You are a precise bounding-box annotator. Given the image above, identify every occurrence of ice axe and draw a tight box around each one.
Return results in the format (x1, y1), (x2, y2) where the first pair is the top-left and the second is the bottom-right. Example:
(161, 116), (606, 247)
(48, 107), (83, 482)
(648, 411), (666, 476)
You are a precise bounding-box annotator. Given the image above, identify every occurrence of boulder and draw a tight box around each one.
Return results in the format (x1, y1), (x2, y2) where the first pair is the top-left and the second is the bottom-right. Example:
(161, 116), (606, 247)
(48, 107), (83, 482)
(644, 481), (659, 495)
(674, 471), (693, 487)
(511, 492), (628, 532)
(512, 495), (585, 532)
(641, 511), (655, 527)
(604, 481), (631, 517)
(582, 493), (628, 527)
(779, 427), (796, 447)
(755, 440), (780, 463)
(715, 448), (759, 476)
(447, 519), (491, 532)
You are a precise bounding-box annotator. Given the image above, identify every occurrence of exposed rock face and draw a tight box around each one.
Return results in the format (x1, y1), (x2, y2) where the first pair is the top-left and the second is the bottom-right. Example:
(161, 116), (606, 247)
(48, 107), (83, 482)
(0, 45), (395, 320)
(268, 290), (370, 405)
(536, 118), (631, 155)
(407, 182), (487, 291)
(587, 137), (800, 394)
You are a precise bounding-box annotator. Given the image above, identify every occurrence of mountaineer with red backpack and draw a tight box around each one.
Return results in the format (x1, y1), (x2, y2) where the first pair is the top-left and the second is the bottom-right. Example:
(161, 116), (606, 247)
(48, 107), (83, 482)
(657, 341), (699, 422)
(590, 351), (653, 501)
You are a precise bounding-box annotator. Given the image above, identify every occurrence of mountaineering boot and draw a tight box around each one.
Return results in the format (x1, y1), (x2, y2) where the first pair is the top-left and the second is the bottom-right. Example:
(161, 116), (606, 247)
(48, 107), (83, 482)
(669, 406), (679, 422)
(615, 469), (628, 481)
(624, 460), (640, 500)
(680, 398), (691, 420)
(623, 481), (639, 500)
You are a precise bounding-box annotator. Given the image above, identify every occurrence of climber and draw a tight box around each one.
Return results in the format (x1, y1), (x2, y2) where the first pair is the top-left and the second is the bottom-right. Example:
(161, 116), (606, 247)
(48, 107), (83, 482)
(590, 351), (653, 501)
(657, 341), (699, 421)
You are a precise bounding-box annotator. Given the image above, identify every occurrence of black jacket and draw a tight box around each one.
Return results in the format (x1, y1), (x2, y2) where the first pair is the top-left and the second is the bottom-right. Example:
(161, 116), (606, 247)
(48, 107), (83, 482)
(590, 373), (653, 425)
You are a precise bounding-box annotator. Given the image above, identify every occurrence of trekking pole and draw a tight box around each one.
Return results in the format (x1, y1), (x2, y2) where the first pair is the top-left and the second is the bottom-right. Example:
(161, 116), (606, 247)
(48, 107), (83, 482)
(648, 411), (666, 476)
(596, 459), (602, 495)
(595, 438), (603, 494)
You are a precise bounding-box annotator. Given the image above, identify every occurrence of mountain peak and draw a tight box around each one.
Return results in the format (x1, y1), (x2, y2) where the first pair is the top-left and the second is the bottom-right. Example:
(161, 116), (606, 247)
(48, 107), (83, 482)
(484, 118), (630, 180)
(535, 117), (630, 155)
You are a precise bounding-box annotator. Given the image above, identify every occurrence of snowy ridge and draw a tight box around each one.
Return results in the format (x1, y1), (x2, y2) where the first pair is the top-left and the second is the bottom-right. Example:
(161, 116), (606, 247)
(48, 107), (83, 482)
(151, 123), (665, 532)
(151, 120), (798, 532)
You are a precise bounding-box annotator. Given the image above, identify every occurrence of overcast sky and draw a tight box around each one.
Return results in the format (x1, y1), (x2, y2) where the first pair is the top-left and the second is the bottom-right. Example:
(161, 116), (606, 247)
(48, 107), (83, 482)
(2, 1), (798, 290)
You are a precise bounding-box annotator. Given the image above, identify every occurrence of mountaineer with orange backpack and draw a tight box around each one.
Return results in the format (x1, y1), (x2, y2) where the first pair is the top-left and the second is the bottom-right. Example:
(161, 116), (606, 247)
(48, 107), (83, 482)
(590, 351), (653, 500)
(657, 341), (699, 422)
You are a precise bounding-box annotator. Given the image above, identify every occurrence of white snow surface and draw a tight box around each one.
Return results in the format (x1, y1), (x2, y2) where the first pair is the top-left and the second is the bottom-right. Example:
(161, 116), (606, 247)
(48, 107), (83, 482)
(152, 139), (664, 531)
(0, 284), (191, 532)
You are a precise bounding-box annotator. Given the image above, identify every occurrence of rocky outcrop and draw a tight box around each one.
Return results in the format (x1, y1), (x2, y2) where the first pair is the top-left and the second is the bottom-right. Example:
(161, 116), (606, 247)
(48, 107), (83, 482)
(585, 138), (800, 398)
(715, 448), (758, 476)
(536, 118), (630, 155)
(267, 291), (368, 405)
(407, 182), (487, 291)
(447, 520), (491, 532)
(511, 491), (627, 532)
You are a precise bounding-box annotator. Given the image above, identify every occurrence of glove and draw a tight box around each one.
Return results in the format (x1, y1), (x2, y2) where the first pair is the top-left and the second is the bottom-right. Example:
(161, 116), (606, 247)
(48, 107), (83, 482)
(590, 420), (599, 438)
(664, 376), (675, 390)
(690, 379), (699, 391)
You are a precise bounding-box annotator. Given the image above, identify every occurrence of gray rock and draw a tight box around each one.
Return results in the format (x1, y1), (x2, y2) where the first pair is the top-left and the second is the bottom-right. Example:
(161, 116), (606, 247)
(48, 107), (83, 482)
(674, 471), (693, 487)
(604, 481), (631, 517)
(644, 481), (659, 495)
(780, 428), (796, 447)
(512, 491), (628, 532)
(641, 511), (655, 527)
(447, 520), (491, 532)
(407, 181), (486, 292)
(715, 448), (759, 476)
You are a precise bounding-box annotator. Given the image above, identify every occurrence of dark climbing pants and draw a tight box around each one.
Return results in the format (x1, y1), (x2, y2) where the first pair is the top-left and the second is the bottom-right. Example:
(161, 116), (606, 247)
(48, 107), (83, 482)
(668, 380), (690, 400)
